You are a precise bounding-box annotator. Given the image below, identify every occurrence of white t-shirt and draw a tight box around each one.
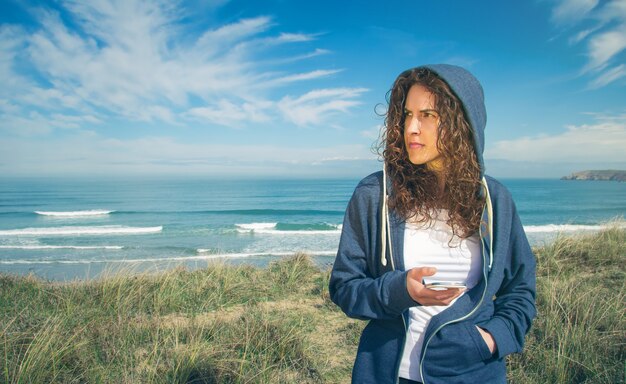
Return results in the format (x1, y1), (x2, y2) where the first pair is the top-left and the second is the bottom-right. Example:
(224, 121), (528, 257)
(398, 210), (482, 381)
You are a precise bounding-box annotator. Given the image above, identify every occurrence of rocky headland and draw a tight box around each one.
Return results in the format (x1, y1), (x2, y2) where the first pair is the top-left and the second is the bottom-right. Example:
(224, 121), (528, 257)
(561, 170), (626, 182)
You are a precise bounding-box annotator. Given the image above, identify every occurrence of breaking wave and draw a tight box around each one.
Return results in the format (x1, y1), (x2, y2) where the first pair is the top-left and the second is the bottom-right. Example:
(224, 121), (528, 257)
(0, 225), (162, 236)
(234, 222), (341, 235)
(35, 210), (115, 217)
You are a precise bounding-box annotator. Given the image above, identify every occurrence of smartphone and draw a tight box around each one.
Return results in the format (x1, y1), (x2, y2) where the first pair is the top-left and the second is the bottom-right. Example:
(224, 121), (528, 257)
(423, 279), (467, 290)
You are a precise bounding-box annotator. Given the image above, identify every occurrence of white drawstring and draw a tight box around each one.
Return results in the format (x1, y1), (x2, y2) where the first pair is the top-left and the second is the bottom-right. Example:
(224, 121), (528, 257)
(381, 166), (394, 268)
(381, 166), (388, 266)
(481, 176), (494, 271)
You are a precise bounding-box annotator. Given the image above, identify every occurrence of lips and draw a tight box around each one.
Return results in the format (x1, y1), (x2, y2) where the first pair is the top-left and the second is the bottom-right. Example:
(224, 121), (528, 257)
(408, 142), (424, 149)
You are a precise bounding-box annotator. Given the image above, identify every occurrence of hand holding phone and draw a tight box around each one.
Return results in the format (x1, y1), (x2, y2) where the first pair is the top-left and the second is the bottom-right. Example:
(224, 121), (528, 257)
(406, 267), (465, 306)
(422, 278), (467, 290)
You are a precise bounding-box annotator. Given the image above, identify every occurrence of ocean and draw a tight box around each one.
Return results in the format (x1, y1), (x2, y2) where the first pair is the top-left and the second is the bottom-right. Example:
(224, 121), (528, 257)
(0, 176), (624, 280)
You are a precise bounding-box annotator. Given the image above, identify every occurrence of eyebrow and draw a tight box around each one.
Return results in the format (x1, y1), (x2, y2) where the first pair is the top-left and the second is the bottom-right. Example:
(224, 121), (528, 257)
(404, 108), (438, 113)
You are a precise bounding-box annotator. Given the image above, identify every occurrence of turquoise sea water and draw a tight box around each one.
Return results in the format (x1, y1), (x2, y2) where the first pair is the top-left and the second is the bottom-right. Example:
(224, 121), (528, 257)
(0, 176), (624, 280)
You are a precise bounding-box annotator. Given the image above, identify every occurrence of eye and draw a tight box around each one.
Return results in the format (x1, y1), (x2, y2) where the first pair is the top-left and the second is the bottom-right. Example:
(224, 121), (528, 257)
(420, 111), (439, 119)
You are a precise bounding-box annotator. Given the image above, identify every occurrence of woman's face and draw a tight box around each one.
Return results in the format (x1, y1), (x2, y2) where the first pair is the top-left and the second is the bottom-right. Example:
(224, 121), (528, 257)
(403, 84), (444, 172)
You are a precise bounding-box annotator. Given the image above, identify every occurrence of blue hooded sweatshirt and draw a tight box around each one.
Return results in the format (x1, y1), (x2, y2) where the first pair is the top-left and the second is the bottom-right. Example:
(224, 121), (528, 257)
(329, 64), (537, 384)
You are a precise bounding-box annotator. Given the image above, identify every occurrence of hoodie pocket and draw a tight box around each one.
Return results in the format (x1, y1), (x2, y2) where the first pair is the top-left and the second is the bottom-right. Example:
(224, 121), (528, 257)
(423, 321), (493, 377)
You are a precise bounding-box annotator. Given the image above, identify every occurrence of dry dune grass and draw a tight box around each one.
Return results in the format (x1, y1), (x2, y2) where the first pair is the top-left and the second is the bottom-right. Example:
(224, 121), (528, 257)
(1, 229), (624, 383)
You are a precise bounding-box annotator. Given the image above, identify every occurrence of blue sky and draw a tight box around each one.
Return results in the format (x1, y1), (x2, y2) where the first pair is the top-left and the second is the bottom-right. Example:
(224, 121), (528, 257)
(1, 0), (625, 178)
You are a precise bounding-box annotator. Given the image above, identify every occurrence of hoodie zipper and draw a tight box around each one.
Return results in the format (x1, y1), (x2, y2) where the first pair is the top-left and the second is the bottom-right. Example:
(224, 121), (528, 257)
(417, 200), (492, 384)
(385, 196), (407, 384)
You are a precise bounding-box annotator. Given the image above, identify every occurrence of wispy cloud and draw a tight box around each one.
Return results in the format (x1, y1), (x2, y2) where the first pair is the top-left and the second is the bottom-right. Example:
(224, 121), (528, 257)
(585, 26), (626, 71)
(278, 88), (368, 126)
(551, 0), (599, 24)
(268, 69), (344, 86)
(0, 0), (364, 135)
(568, 28), (598, 44)
(274, 32), (318, 43)
(589, 63), (626, 87)
(185, 99), (273, 127)
(551, 0), (626, 87)
(486, 113), (626, 162)
(195, 16), (273, 51)
(264, 48), (331, 65)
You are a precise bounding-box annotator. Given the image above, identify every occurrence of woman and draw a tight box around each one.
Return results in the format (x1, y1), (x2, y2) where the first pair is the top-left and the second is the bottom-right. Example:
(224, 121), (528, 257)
(329, 64), (536, 384)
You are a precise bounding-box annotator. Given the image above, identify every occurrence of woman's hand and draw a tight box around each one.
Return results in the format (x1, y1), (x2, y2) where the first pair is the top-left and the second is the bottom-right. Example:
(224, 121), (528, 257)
(406, 267), (465, 306)
(476, 326), (497, 354)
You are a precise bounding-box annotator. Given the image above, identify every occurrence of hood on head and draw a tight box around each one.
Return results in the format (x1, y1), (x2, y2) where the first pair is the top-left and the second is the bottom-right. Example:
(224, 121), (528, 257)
(419, 64), (487, 175)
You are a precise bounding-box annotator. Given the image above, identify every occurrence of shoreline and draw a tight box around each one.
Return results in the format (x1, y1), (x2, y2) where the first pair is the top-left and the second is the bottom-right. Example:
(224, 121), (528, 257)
(1, 223), (623, 282)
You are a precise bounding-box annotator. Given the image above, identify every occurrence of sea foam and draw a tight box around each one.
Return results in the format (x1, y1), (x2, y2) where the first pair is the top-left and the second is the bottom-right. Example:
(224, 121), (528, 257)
(35, 210), (115, 217)
(195, 249), (337, 258)
(0, 250), (338, 264)
(235, 222), (341, 235)
(0, 225), (162, 236)
(0, 245), (123, 250)
(523, 223), (626, 233)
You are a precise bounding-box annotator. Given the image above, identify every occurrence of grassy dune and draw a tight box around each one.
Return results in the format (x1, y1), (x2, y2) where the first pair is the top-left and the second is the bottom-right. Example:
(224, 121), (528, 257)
(1, 228), (624, 383)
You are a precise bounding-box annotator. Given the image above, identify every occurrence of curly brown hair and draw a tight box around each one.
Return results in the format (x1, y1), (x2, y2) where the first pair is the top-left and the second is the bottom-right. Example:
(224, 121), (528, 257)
(380, 67), (485, 239)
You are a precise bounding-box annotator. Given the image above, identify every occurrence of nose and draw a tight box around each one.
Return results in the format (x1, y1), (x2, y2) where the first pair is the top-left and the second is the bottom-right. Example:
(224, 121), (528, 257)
(406, 116), (421, 134)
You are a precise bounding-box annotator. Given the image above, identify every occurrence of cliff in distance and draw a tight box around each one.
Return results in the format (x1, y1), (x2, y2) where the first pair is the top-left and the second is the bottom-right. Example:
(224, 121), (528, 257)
(561, 170), (626, 182)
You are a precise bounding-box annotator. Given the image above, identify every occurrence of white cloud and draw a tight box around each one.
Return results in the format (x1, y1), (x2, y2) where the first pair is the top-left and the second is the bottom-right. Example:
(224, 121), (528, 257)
(569, 28), (597, 44)
(195, 16), (272, 51)
(268, 69), (343, 85)
(275, 32), (317, 43)
(0, 112), (54, 136)
(551, 0), (626, 87)
(0, 26), (27, 89)
(49, 113), (102, 129)
(278, 88), (368, 126)
(596, 0), (626, 23)
(486, 113), (626, 162)
(551, 0), (599, 24)
(279, 48), (331, 62)
(0, 0), (364, 134)
(186, 99), (273, 127)
(589, 64), (626, 88)
(186, 86), (369, 128)
(263, 48), (332, 66)
(0, 110), (103, 136)
(585, 26), (626, 71)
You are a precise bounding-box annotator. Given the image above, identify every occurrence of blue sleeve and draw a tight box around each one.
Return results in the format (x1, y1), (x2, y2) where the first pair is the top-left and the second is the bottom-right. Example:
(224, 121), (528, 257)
(479, 203), (537, 359)
(329, 183), (417, 320)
